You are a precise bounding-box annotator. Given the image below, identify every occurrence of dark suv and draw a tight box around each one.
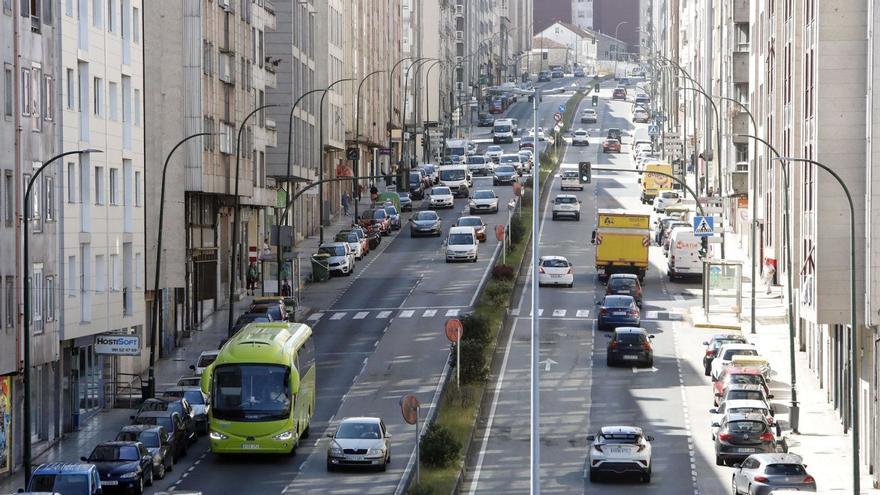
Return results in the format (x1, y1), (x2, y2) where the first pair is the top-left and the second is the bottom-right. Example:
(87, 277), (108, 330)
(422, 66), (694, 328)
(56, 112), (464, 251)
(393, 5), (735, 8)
(606, 327), (654, 367)
(714, 413), (778, 466)
(409, 171), (426, 199)
(606, 128), (623, 142)
(606, 273), (643, 307)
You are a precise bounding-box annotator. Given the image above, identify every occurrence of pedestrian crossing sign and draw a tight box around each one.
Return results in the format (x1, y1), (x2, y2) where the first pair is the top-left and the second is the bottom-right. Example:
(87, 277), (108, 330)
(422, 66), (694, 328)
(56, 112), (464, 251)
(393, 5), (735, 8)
(693, 215), (714, 237)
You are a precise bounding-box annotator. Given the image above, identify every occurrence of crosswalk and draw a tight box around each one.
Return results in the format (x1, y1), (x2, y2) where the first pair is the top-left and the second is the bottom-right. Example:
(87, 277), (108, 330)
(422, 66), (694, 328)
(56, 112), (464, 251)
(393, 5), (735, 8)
(508, 308), (684, 321)
(307, 307), (463, 323)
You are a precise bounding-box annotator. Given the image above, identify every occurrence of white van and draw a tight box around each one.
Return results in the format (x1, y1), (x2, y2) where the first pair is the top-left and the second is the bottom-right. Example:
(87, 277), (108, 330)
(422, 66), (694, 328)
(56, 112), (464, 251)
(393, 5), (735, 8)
(667, 228), (702, 280)
(493, 119), (515, 143)
(438, 164), (472, 198)
(446, 226), (479, 263)
(559, 163), (582, 191)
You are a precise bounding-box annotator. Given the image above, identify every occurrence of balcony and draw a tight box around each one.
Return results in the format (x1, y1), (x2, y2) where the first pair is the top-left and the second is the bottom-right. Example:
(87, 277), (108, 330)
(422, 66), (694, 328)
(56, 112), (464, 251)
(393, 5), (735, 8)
(732, 112), (749, 144)
(733, 0), (749, 23)
(732, 51), (749, 84)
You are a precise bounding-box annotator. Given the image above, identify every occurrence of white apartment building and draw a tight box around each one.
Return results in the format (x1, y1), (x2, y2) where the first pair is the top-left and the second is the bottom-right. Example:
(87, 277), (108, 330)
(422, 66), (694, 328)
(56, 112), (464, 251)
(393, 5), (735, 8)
(572, 0), (593, 30)
(536, 21), (598, 73)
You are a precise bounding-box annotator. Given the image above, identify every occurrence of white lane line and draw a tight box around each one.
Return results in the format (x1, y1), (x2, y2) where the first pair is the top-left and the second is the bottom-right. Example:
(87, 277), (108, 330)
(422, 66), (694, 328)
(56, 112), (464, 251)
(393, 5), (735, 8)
(576, 309), (590, 318)
(376, 310), (392, 319)
(510, 308), (521, 316)
(445, 308), (460, 317)
(423, 309), (438, 317)
(644, 310), (659, 320)
(552, 309), (567, 317)
(306, 312), (323, 322)
(399, 310), (415, 318)
(353, 311), (369, 320)
(529, 309), (545, 316)
(330, 312), (347, 320)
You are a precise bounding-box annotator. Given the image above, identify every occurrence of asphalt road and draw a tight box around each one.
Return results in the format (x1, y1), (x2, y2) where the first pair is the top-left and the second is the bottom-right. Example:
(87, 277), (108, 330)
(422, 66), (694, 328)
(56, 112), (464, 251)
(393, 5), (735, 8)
(461, 80), (739, 494)
(145, 77), (579, 495)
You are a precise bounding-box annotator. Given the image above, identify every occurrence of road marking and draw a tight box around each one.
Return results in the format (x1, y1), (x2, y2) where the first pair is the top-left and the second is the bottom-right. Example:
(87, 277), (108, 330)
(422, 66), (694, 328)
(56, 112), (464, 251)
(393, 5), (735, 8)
(510, 307), (521, 316)
(399, 310), (415, 318)
(529, 309), (545, 316)
(644, 310), (659, 320)
(376, 310), (392, 319)
(552, 309), (567, 317)
(353, 311), (369, 320)
(306, 312), (323, 321)
(445, 308), (460, 317)
(576, 309), (590, 318)
(423, 309), (437, 317)
(330, 312), (347, 320)
(330, 304), (466, 311)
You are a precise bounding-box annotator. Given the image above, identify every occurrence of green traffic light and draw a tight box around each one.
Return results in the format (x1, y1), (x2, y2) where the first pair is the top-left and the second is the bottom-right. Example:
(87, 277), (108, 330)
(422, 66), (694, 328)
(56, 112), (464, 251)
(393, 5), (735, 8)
(579, 161), (592, 184)
(591, 95), (598, 107)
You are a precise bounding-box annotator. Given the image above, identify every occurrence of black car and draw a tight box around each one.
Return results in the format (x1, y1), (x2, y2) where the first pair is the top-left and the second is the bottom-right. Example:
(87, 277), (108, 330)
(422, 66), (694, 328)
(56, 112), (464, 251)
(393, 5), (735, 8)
(551, 70), (563, 78)
(408, 171), (426, 199)
(714, 413), (778, 466)
(606, 327), (654, 367)
(702, 334), (749, 376)
(115, 425), (175, 479)
(131, 411), (189, 459)
(477, 112), (494, 127)
(606, 273), (643, 307)
(133, 399), (197, 445)
(228, 312), (272, 335)
(83, 441), (153, 494)
(409, 210), (442, 237)
(248, 300), (288, 322)
(597, 295), (641, 331)
(161, 387), (209, 435)
(606, 128), (623, 142)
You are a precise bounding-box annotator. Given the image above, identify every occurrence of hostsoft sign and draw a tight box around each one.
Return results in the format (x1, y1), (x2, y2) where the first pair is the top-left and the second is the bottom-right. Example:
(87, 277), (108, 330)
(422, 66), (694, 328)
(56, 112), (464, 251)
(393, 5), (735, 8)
(94, 334), (141, 356)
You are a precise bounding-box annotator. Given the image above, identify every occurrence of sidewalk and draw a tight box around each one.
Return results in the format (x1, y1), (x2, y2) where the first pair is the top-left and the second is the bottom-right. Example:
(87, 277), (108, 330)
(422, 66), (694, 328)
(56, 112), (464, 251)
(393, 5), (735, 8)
(694, 238), (879, 493)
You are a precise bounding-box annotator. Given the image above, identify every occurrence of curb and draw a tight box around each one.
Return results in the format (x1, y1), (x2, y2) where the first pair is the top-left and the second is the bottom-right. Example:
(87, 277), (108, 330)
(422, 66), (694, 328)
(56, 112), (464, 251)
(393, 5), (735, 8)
(693, 322), (742, 330)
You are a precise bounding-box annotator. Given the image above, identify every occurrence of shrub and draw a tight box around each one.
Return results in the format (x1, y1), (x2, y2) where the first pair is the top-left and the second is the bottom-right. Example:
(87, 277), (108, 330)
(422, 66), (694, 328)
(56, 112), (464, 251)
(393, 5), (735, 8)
(408, 483), (434, 495)
(459, 313), (492, 345)
(456, 340), (490, 384)
(510, 214), (528, 245)
(491, 264), (515, 281)
(484, 280), (513, 305)
(420, 424), (461, 468)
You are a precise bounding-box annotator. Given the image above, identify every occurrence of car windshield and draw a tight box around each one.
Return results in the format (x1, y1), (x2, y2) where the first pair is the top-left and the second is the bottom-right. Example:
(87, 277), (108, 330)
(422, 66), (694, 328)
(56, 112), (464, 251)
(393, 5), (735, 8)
(764, 464), (807, 475)
(722, 349), (758, 360)
(212, 364), (292, 421)
(433, 187), (451, 195)
(319, 245), (346, 257)
(336, 422), (382, 439)
(414, 211), (438, 221)
(422, 165), (435, 174)
(608, 278), (638, 290)
(713, 338), (745, 349)
(541, 258), (569, 268)
(384, 206), (398, 216)
(409, 172), (421, 183)
(661, 192), (678, 198)
(30, 474), (90, 493)
(599, 433), (640, 444)
(134, 415), (174, 431)
(603, 296), (633, 308)
(500, 155), (518, 163)
(728, 374), (763, 386)
(235, 314), (270, 326)
(467, 156), (486, 164)
(616, 333), (646, 345)
(449, 233), (474, 245)
(494, 125), (511, 132)
(555, 196), (577, 204)
(439, 169), (466, 181)
(474, 191), (494, 199)
(198, 354), (217, 368)
(727, 390), (765, 401)
(372, 210), (387, 220)
(117, 431), (160, 448)
(727, 421), (765, 433)
(140, 400), (169, 412)
(90, 444), (141, 461)
(496, 166), (516, 174)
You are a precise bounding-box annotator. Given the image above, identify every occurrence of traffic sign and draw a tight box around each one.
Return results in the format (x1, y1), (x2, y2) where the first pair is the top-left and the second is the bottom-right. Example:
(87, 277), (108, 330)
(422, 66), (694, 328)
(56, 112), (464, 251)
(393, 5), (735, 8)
(346, 147), (359, 161)
(693, 216), (715, 237)
(554, 112), (563, 122)
(648, 125), (659, 137)
(558, 104), (566, 113)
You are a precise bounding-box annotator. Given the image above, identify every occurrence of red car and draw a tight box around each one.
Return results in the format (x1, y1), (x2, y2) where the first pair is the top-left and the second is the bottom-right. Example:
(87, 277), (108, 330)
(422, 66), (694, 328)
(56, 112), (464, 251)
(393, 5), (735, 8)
(602, 138), (621, 153)
(358, 208), (391, 236)
(612, 87), (626, 100)
(713, 367), (769, 406)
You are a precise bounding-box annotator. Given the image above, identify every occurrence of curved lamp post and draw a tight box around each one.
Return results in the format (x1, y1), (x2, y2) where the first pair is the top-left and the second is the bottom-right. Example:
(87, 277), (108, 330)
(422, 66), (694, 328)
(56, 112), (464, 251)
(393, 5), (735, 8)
(387, 57), (414, 183)
(23, 148), (102, 483)
(613, 21), (629, 78)
(423, 61), (444, 162)
(400, 58), (434, 181)
(354, 69), (387, 221)
(318, 78), (354, 244)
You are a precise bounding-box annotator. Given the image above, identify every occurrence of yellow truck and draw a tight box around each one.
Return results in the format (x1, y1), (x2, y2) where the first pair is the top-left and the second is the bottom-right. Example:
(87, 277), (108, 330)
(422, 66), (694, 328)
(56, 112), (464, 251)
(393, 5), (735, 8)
(640, 161), (674, 204)
(591, 210), (651, 281)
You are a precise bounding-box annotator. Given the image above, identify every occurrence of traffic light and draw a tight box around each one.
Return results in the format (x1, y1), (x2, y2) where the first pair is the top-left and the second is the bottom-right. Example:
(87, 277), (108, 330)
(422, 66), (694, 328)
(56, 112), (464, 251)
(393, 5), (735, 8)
(579, 161), (592, 184)
(591, 95), (598, 107)
(594, 83), (600, 92)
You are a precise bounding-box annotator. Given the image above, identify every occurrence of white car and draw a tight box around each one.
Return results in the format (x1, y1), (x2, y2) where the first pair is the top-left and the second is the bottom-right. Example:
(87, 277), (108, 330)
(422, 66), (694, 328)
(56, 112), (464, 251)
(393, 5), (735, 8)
(192, 350), (220, 376)
(633, 108), (649, 123)
(551, 194), (581, 221)
(538, 256), (573, 288)
(518, 150), (533, 172)
(445, 226), (478, 263)
(587, 426), (654, 483)
(428, 186), (455, 209)
(571, 129), (590, 146)
(485, 145), (504, 162)
(711, 343), (759, 381)
(318, 241), (356, 276)
(469, 189), (499, 214)
(652, 190), (681, 212)
(709, 399), (777, 441)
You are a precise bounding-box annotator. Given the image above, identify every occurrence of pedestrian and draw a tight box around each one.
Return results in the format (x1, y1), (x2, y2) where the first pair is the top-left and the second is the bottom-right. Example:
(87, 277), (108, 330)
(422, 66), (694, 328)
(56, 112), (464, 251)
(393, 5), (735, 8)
(280, 279), (292, 297)
(369, 184), (379, 206)
(246, 261), (260, 296)
(341, 191), (351, 216)
(762, 260), (776, 295)
(356, 183), (364, 201)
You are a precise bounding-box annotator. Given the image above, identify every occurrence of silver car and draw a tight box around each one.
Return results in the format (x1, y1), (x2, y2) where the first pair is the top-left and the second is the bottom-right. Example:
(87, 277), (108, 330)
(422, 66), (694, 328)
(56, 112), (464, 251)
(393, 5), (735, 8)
(732, 453), (816, 494)
(326, 417), (391, 471)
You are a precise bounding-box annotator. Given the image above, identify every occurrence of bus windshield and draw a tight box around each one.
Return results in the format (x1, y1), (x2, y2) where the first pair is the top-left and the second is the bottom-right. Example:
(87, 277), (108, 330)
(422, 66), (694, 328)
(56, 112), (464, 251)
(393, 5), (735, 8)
(212, 364), (292, 422)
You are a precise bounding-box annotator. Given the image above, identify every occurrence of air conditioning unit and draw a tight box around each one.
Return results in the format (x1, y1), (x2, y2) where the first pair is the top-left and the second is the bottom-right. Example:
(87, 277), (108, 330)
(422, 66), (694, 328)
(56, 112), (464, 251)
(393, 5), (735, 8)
(455, 81), (463, 91)
(729, 171), (749, 195)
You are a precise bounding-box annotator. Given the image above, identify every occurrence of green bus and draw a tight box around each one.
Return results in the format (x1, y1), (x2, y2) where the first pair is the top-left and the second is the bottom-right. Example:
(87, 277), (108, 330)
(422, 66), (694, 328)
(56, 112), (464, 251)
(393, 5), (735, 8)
(201, 322), (316, 454)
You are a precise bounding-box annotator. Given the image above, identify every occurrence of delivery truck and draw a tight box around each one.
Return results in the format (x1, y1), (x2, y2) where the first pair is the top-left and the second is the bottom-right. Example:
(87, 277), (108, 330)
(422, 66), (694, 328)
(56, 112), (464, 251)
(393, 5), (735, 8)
(591, 210), (651, 281)
(640, 161), (674, 204)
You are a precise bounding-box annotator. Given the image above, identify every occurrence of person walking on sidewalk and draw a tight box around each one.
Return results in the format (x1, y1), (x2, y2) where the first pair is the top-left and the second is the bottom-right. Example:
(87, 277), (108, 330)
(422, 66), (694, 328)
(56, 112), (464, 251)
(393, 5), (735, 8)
(762, 260), (776, 295)
(280, 279), (292, 297)
(341, 191), (351, 216)
(246, 262), (260, 296)
(369, 184), (379, 206)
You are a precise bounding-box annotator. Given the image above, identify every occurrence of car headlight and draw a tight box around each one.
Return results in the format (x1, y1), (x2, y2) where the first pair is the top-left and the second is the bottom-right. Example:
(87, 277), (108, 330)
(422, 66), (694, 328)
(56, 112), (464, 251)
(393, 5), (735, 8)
(367, 448), (386, 456)
(210, 430), (228, 440)
(469, 200), (476, 206)
(273, 430), (294, 441)
(468, 249), (478, 255)
(120, 471), (139, 479)
(329, 447), (343, 456)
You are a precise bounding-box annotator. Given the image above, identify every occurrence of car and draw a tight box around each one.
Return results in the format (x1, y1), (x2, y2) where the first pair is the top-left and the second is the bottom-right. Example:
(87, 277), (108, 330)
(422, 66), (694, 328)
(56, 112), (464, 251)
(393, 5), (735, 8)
(176, 376), (201, 387)
(326, 417), (392, 471)
(485, 145), (504, 160)
(493, 165), (518, 185)
(352, 224), (381, 250)
(488, 98), (504, 114)
(466, 155), (492, 176)
(657, 217), (691, 246)
(580, 108), (598, 124)
(229, 312), (272, 335)
(587, 426), (653, 482)
(382, 204), (401, 230)
(714, 368), (770, 405)
(597, 295), (640, 331)
(335, 230), (368, 259)
(574, 68), (585, 77)
(702, 334), (749, 375)
(602, 138), (621, 153)
(445, 226), (479, 263)
(712, 343), (760, 381)
(519, 136), (536, 150)
(606, 327), (655, 367)
(83, 441), (154, 494)
(318, 242), (356, 276)
(134, 398), (198, 445)
(247, 299), (288, 322)
(408, 171), (426, 199)
(634, 94), (650, 106)
(397, 192), (413, 211)
(477, 112), (494, 127)
(469, 189), (499, 214)
(715, 413), (779, 466)
(718, 384), (774, 410)
(161, 387), (210, 434)
(662, 223), (692, 254)
(551, 69), (563, 78)
(455, 216), (487, 242)
(538, 256), (573, 287)
(420, 164), (439, 184)
(26, 462), (104, 495)
(409, 210), (443, 237)
(358, 208), (392, 235)
(571, 129), (590, 146)
(606, 273), (643, 307)
(606, 128), (623, 141)
(428, 186), (455, 209)
(633, 108), (649, 123)
(732, 453), (817, 494)
(551, 194), (581, 221)
(653, 190), (681, 212)
(538, 70), (551, 82)
(190, 350), (219, 376)
(116, 425), (175, 480)
(518, 149), (533, 165)
(531, 128), (548, 142)
(612, 87), (626, 100)
(130, 410), (190, 460)
(710, 399), (778, 441)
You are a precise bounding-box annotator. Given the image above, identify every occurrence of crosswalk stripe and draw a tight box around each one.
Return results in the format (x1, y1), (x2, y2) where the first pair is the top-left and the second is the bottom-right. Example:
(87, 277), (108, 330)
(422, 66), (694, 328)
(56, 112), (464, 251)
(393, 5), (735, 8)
(510, 308), (521, 316)
(529, 309), (544, 316)
(423, 309), (437, 317)
(353, 312), (369, 320)
(400, 310), (415, 318)
(644, 311), (659, 320)
(376, 311), (392, 319)
(445, 309), (460, 317)
(307, 312), (323, 322)
(576, 309), (590, 318)
(330, 312), (347, 320)
(552, 309), (567, 317)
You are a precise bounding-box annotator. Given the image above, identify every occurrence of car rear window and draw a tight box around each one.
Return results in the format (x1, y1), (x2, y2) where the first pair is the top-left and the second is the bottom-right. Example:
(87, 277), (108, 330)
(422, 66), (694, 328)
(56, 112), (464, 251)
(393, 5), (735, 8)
(608, 278), (637, 290)
(319, 245), (346, 257)
(448, 233), (474, 245)
(600, 433), (640, 444)
(541, 258), (570, 268)
(722, 349), (758, 360)
(728, 390), (765, 401)
(764, 464), (806, 475)
(616, 333), (646, 345)
(727, 421), (765, 433)
(603, 296), (633, 308)
(555, 196), (577, 204)
(728, 374), (763, 386)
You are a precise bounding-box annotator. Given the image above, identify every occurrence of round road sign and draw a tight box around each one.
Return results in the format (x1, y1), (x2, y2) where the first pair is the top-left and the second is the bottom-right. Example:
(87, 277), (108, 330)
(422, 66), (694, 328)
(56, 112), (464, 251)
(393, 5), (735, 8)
(445, 318), (463, 343)
(554, 112), (563, 122)
(400, 394), (420, 425)
(495, 224), (505, 242)
(512, 181), (522, 197)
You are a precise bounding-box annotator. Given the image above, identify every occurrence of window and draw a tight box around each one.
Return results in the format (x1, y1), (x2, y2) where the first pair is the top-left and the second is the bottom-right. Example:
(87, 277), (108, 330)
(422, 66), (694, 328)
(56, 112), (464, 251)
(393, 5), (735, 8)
(21, 0), (41, 28)
(4, 171), (11, 225)
(94, 166), (104, 204)
(95, 254), (105, 292)
(133, 88), (140, 125)
(5, 277), (14, 327)
(4, 0), (11, 14)
(108, 81), (117, 120)
(203, 40), (213, 75)
(67, 162), (75, 202)
(65, 68), (74, 110)
(43, 75), (53, 120)
(134, 171), (141, 206)
(65, 0), (72, 16)
(203, 117), (214, 151)
(134, 252), (142, 288)
(106, 0), (115, 32)
(109, 168), (118, 204)
(92, 77), (102, 115)
(45, 176), (54, 221)
(3, 64), (11, 117)
(31, 66), (41, 130)
(32, 264), (43, 332)
(110, 254), (119, 290)
(92, 0), (101, 27)
(132, 7), (139, 43)
(67, 255), (76, 296)
(41, 0), (51, 24)
(21, 67), (31, 116)
(45, 276), (55, 321)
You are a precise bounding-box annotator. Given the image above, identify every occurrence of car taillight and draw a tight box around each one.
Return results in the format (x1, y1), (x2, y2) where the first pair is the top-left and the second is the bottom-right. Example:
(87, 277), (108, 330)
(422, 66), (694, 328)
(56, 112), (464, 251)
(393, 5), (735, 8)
(642, 342), (652, 350)
(753, 476), (769, 483)
(600, 309), (608, 316)
(539, 267), (545, 274)
(718, 433), (733, 441)
(803, 475), (815, 483)
(593, 445), (603, 453)
(609, 341), (618, 349)
(628, 309), (640, 318)
(636, 444), (646, 452)
(759, 432), (774, 442)
(565, 267), (572, 274)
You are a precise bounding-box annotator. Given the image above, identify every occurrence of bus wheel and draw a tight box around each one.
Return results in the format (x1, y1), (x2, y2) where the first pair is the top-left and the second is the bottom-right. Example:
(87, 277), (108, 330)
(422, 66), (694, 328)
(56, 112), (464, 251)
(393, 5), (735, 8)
(301, 422), (310, 439)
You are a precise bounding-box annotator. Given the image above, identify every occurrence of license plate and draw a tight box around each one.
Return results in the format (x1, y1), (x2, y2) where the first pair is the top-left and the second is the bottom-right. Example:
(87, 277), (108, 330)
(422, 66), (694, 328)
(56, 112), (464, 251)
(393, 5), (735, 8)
(551, 274), (562, 278)
(347, 455), (364, 461)
(613, 311), (626, 316)
(102, 481), (119, 486)
(241, 443), (261, 450)
(737, 448), (756, 453)
(622, 355), (638, 360)
(619, 290), (631, 294)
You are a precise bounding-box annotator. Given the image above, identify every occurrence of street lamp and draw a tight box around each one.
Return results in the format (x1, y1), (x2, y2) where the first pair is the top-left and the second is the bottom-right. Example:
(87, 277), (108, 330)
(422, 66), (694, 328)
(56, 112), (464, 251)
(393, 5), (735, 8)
(423, 61), (444, 163)
(388, 57), (415, 186)
(774, 156), (859, 494)
(613, 21), (629, 78)
(400, 58), (435, 179)
(318, 78), (355, 244)
(406, 58), (439, 168)
(22, 148), (102, 483)
(147, 132), (212, 401)
(354, 69), (388, 221)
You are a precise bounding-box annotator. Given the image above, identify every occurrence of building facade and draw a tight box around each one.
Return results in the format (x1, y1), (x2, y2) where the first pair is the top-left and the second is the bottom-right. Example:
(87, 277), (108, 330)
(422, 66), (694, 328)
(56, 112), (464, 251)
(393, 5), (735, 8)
(536, 21), (598, 73)
(572, 0), (593, 30)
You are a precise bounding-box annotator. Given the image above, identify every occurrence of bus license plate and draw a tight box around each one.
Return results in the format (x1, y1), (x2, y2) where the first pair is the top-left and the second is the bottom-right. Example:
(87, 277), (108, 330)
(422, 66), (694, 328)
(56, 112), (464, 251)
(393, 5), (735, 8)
(241, 443), (261, 450)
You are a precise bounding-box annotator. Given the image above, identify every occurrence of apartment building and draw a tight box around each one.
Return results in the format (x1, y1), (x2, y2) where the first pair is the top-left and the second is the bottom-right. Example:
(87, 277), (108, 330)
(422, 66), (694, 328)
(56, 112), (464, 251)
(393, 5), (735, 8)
(572, 0), (593, 31)
(145, 0), (278, 342)
(536, 21), (598, 73)
(509, 0), (533, 77)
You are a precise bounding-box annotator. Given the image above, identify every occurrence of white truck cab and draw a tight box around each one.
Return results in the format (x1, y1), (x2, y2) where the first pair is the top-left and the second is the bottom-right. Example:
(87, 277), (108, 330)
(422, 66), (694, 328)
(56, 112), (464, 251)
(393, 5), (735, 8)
(438, 165), (472, 198)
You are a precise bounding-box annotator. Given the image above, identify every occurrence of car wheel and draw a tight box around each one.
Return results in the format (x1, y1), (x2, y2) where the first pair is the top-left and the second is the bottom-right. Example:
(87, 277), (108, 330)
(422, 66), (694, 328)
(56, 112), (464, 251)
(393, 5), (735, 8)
(731, 475), (739, 495)
(642, 468), (651, 483)
(146, 467), (154, 487)
(134, 474), (144, 495)
(716, 455), (724, 466)
(589, 468), (599, 482)
(380, 459), (388, 472)
(155, 461), (166, 480)
(473, 256), (478, 263)
(167, 453), (174, 469)
(575, 214), (580, 221)
(606, 356), (614, 367)
(326, 460), (335, 472)
(552, 214), (558, 221)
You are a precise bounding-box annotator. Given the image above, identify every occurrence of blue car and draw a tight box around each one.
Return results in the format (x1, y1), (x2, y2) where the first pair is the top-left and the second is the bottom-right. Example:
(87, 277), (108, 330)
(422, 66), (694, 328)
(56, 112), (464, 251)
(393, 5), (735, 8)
(27, 462), (103, 495)
(83, 441), (153, 494)
(597, 295), (641, 331)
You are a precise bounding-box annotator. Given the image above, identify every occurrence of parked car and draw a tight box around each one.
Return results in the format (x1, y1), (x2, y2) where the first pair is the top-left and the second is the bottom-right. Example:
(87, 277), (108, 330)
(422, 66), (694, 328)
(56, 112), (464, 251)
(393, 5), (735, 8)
(382, 204), (401, 230)
(709, 399), (777, 441)
(358, 208), (392, 235)
(397, 192), (413, 211)
(351, 225), (381, 250)
(318, 242), (356, 276)
(134, 398), (197, 445)
(602, 138), (621, 153)
(597, 295), (641, 331)
(469, 189), (499, 214)
(421, 164), (439, 184)
(409, 210), (443, 237)
(653, 190), (681, 212)
(326, 417), (392, 471)
(408, 171), (426, 200)
(228, 312), (272, 336)
(477, 112), (494, 127)
(176, 376), (201, 387)
(606, 273), (643, 307)
(606, 327), (655, 367)
(587, 426), (654, 482)
(711, 343), (760, 381)
(701, 334), (749, 375)
(115, 425), (175, 479)
(717, 384), (774, 411)
(130, 410), (189, 460)
(83, 441), (154, 494)
(161, 387), (210, 434)
(714, 413), (778, 466)
(335, 230), (368, 259)
(731, 453), (816, 494)
(633, 108), (650, 123)
(455, 216), (487, 242)
(190, 350), (219, 376)
(26, 462), (103, 495)
(713, 367), (770, 406)
(538, 256), (573, 288)
(247, 299), (288, 322)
